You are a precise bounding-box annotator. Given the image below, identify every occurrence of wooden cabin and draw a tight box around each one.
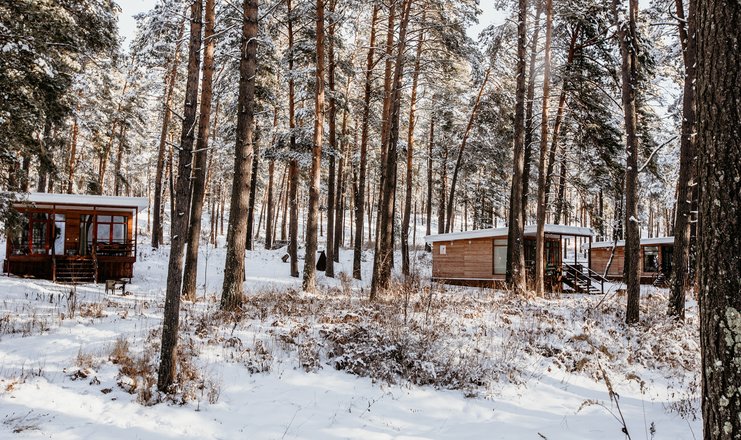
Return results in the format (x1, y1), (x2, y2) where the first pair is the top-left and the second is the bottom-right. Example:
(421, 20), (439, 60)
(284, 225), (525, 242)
(588, 237), (674, 284)
(425, 225), (604, 293)
(3, 193), (147, 283)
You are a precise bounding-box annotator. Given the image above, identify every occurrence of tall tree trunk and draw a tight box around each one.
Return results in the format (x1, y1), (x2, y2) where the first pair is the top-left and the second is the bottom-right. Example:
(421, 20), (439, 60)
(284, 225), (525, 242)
(182, 0), (217, 301)
(544, 26), (580, 206)
(333, 102), (349, 261)
(668, 0), (697, 320)
(287, 0), (300, 278)
(245, 135), (259, 250)
(153, 18), (185, 249)
(553, 152), (567, 224)
(505, 0), (528, 293)
(325, 0), (338, 278)
(445, 68), (490, 232)
(220, 0), (258, 309)
(696, 2), (741, 437)
(265, 154), (276, 250)
(158, 0), (203, 392)
(113, 126), (126, 196)
(66, 116), (78, 194)
(437, 142), (447, 234)
(302, 0), (325, 292)
(98, 71), (131, 194)
(425, 117), (434, 238)
(523, 1), (543, 222)
(402, 19), (424, 276)
(352, 4), (379, 280)
(374, 2), (397, 247)
(612, 0), (641, 325)
(534, 0), (553, 296)
(371, 0), (413, 299)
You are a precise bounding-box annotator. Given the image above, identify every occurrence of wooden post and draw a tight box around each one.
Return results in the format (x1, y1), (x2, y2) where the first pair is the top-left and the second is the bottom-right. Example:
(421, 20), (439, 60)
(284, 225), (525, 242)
(51, 204), (56, 282)
(134, 207), (139, 259)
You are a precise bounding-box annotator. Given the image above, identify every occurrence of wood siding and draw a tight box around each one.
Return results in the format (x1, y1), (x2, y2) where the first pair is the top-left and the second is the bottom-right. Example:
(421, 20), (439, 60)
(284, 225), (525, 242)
(432, 237), (502, 280)
(590, 243), (671, 282)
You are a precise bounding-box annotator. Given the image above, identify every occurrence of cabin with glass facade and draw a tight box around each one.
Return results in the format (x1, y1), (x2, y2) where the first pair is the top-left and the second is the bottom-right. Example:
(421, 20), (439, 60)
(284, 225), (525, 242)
(588, 237), (674, 284)
(425, 225), (603, 293)
(3, 193), (147, 283)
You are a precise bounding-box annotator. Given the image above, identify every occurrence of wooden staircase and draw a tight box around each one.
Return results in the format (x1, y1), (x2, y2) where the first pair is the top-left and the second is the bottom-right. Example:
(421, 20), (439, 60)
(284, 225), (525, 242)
(562, 263), (606, 294)
(55, 257), (96, 284)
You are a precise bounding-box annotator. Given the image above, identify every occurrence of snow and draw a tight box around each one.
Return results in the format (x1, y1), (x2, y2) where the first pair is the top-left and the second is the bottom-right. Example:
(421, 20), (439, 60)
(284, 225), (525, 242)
(425, 224), (594, 243)
(6, 192), (148, 211)
(589, 236), (675, 249)
(0, 219), (701, 439)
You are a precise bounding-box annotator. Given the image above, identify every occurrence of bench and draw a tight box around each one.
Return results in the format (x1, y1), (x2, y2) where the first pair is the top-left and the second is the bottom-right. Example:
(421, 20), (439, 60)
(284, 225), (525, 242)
(105, 279), (128, 295)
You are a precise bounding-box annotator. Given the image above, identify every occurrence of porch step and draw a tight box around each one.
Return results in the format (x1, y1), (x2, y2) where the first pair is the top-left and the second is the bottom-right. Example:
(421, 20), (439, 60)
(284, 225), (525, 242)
(562, 263), (605, 294)
(55, 259), (96, 283)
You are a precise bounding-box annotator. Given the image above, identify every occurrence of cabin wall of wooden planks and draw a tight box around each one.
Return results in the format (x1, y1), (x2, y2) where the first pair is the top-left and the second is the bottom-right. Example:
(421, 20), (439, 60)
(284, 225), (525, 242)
(590, 244), (669, 279)
(431, 237), (504, 280)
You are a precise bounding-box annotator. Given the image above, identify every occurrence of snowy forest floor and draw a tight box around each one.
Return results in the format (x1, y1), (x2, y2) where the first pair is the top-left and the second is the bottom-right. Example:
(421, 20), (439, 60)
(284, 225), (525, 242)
(0, 238), (701, 439)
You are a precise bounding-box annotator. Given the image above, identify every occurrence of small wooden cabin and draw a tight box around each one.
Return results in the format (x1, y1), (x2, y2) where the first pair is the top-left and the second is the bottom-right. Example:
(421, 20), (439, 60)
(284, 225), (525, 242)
(588, 237), (674, 284)
(3, 193), (147, 283)
(425, 224), (598, 292)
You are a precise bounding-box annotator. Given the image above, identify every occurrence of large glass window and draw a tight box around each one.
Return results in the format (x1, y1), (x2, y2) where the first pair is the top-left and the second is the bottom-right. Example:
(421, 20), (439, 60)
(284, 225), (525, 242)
(10, 212), (51, 255)
(89, 215), (128, 244)
(493, 239), (507, 275)
(643, 246), (659, 273)
(545, 240), (560, 270)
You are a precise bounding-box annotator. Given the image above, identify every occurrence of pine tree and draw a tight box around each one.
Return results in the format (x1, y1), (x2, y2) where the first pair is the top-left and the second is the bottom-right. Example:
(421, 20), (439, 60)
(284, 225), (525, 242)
(695, 2), (741, 438)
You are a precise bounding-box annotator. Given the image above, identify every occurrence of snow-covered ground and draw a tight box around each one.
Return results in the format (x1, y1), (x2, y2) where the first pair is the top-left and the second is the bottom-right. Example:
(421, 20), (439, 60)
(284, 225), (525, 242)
(0, 231), (701, 439)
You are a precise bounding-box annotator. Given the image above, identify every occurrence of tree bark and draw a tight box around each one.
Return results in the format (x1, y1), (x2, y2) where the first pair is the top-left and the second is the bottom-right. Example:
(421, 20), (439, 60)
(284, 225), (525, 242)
(352, 4), (379, 280)
(544, 26), (579, 207)
(182, 0), (217, 302)
(523, 1), (543, 222)
(66, 116), (79, 194)
(265, 157), (276, 249)
(325, 0), (338, 278)
(425, 117), (434, 238)
(401, 18), (424, 276)
(668, 0), (697, 320)
(158, 0), (202, 392)
(287, 0), (300, 278)
(220, 0), (258, 310)
(302, 0), (325, 292)
(612, 0), (641, 324)
(371, 0), (413, 299)
(374, 2), (397, 247)
(437, 142), (447, 234)
(113, 125), (126, 196)
(534, 0), (553, 296)
(333, 102), (349, 261)
(445, 68), (490, 233)
(505, 0), (528, 293)
(245, 134), (259, 250)
(153, 18), (185, 249)
(696, 2), (741, 438)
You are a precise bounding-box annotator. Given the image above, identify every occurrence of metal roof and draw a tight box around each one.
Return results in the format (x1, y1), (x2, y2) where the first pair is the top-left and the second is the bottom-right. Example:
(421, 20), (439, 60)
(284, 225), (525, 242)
(425, 224), (594, 243)
(588, 236), (675, 249)
(8, 192), (148, 211)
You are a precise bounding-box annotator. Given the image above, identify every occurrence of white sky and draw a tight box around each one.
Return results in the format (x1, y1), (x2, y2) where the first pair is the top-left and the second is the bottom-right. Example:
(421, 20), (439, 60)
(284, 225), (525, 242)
(116, 1), (507, 46)
(117, 0), (152, 46)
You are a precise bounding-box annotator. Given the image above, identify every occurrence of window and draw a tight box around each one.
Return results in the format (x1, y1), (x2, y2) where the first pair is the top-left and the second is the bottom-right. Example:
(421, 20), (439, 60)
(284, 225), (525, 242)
(545, 240), (560, 269)
(10, 212), (51, 255)
(643, 246), (659, 273)
(493, 239), (507, 275)
(94, 215), (128, 244)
